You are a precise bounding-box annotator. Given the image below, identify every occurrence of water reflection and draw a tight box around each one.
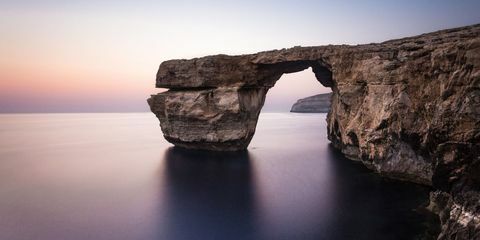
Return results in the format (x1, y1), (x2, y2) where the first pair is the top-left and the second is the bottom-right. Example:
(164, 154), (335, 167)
(324, 145), (435, 239)
(156, 145), (434, 240)
(159, 147), (259, 240)
(0, 113), (437, 240)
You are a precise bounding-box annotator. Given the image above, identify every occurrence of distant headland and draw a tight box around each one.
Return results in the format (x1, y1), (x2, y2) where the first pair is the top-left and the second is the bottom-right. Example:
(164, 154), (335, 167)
(290, 93), (331, 113)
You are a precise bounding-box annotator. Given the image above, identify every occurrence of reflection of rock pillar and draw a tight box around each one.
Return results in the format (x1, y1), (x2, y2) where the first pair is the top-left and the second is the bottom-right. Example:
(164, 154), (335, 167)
(148, 87), (268, 151)
(158, 148), (258, 239)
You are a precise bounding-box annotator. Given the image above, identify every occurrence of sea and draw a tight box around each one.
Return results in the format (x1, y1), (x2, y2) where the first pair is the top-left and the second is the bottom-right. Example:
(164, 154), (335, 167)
(0, 113), (437, 240)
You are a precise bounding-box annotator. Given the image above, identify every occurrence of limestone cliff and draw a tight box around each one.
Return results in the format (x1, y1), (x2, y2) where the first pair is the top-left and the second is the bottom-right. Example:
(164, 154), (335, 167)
(149, 24), (480, 239)
(290, 93), (332, 113)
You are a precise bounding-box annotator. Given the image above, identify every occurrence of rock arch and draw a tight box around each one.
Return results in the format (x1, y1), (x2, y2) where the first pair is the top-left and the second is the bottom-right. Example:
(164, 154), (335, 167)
(148, 26), (479, 182)
(148, 25), (480, 237)
(148, 56), (335, 151)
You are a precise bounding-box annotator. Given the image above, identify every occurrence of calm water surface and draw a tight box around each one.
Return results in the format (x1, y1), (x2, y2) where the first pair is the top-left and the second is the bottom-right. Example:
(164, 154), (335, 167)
(0, 113), (434, 240)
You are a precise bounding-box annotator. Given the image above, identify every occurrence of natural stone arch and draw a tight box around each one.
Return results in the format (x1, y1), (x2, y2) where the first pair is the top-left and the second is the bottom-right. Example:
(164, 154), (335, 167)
(148, 57), (334, 151)
(148, 24), (480, 238)
(148, 24), (479, 186)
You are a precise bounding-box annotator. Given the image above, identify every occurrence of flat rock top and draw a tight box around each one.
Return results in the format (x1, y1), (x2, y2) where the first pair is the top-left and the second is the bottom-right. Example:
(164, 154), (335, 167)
(163, 24), (480, 64)
(156, 23), (480, 88)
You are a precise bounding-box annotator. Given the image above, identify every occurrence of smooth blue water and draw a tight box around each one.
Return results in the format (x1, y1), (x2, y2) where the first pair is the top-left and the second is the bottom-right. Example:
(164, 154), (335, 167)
(0, 113), (434, 240)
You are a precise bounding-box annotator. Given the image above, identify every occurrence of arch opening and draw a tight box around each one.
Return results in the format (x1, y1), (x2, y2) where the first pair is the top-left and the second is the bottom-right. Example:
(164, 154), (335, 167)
(261, 64), (333, 113)
(257, 60), (334, 88)
(149, 58), (336, 151)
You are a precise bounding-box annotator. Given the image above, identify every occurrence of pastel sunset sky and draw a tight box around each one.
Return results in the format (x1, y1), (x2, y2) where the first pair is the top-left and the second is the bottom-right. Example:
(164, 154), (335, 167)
(1, 0), (479, 112)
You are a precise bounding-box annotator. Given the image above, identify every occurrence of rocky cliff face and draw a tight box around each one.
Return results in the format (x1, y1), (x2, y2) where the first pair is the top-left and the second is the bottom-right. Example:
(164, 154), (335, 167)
(149, 24), (480, 239)
(290, 93), (332, 113)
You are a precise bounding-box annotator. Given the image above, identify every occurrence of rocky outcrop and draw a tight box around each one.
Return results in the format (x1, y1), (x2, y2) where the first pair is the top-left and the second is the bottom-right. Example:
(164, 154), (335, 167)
(147, 87), (266, 151)
(149, 24), (480, 239)
(428, 191), (480, 239)
(290, 93), (332, 113)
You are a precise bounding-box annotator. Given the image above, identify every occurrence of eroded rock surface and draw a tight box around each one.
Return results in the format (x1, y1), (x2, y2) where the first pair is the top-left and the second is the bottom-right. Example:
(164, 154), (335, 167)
(149, 24), (480, 239)
(290, 93), (332, 113)
(148, 87), (266, 151)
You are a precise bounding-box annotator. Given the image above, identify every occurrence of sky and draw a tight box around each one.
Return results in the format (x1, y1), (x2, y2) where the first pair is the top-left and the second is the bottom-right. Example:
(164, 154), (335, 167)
(1, 0), (479, 113)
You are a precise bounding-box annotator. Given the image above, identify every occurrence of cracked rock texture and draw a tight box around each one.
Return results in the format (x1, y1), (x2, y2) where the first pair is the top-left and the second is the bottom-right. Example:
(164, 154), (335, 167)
(149, 24), (480, 239)
(290, 93), (332, 113)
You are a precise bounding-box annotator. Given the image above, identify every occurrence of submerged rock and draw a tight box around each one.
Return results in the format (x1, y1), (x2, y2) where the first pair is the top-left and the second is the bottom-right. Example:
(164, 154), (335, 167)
(290, 93), (332, 113)
(149, 24), (480, 239)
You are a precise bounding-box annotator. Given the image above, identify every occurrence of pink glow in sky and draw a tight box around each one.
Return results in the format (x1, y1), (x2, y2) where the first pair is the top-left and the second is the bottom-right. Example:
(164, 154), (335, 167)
(1, 1), (479, 112)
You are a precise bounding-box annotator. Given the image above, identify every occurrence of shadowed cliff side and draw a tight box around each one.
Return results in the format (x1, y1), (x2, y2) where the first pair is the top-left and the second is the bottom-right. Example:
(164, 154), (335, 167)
(148, 24), (480, 239)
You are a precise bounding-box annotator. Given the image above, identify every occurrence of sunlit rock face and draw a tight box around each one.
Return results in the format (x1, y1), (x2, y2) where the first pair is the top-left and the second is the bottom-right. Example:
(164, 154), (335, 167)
(149, 24), (480, 239)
